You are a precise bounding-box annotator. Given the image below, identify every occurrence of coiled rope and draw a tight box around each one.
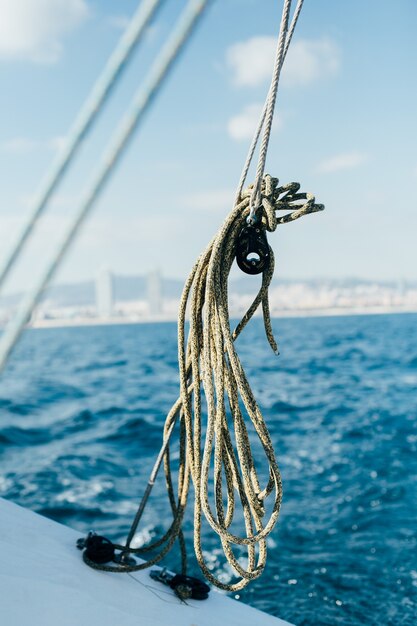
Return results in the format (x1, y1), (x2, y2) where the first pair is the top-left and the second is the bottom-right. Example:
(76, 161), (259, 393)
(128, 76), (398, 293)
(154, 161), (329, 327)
(82, 175), (324, 590)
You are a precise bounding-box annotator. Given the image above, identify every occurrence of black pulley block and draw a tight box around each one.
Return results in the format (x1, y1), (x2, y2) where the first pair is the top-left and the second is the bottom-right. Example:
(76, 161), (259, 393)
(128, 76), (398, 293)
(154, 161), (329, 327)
(236, 222), (270, 275)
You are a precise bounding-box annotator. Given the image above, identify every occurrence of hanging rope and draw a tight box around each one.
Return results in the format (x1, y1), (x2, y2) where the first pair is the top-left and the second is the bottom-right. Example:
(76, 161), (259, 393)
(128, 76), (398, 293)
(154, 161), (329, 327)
(176, 176), (324, 590)
(79, 175), (324, 590)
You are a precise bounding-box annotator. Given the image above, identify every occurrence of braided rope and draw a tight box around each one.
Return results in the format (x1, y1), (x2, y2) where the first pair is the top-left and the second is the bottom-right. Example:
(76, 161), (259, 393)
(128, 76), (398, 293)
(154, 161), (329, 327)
(82, 175), (324, 590)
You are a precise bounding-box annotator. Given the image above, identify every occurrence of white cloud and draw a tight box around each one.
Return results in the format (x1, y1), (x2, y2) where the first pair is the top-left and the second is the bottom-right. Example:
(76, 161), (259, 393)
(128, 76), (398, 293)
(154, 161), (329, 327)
(227, 36), (276, 87)
(226, 36), (340, 88)
(0, 137), (37, 154)
(0, 0), (89, 63)
(227, 103), (282, 141)
(0, 136), (67, 154)
(316, 152), (368, 173)
(282, 38), (340, 87)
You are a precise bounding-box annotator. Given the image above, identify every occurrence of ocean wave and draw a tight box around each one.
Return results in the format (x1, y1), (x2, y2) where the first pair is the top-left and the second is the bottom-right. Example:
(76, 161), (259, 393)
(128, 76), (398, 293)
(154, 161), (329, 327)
(0, 314), (416, 625)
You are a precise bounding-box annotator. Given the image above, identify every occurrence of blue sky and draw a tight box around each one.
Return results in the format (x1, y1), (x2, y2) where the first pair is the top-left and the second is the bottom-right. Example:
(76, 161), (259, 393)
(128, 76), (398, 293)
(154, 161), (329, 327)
(0, 0), (416, 293)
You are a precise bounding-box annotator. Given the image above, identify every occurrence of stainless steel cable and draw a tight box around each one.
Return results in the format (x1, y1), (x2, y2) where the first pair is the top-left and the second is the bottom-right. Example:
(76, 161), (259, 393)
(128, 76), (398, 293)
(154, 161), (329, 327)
(233, 0), (305, 223)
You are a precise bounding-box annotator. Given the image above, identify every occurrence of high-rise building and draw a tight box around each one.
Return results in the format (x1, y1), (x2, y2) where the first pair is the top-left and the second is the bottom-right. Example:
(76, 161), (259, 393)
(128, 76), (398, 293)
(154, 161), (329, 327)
(147, 269), (162, 316)
(96, 268), (114, 318)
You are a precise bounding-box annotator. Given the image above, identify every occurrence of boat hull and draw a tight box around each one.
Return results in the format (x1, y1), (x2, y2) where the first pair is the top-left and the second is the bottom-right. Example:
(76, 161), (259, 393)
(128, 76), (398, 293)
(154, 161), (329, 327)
(0, 497), (293, 626)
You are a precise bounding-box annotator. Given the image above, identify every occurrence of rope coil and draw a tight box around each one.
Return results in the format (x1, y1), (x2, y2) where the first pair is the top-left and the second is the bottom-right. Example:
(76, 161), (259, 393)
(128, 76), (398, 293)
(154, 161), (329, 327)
(80, 175), (323, 591)
(175, 174), (323, 590)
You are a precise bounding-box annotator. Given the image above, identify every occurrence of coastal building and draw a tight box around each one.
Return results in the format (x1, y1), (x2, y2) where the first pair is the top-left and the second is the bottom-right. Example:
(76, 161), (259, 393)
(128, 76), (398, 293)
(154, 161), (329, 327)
(95, 268), (114, 318)
(147, 269), (162, 316)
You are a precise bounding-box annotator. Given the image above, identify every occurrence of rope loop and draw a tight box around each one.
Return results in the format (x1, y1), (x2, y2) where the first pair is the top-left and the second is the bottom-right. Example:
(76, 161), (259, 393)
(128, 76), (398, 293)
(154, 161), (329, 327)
(77, 175), (323, 592)
(170, 174), (323, 590)
(241, 174), (324, 233)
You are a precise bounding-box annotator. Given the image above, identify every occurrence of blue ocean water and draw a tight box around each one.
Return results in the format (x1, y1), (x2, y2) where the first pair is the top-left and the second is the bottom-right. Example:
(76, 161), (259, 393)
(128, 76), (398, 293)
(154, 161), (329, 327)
(0, 313), (416, 625)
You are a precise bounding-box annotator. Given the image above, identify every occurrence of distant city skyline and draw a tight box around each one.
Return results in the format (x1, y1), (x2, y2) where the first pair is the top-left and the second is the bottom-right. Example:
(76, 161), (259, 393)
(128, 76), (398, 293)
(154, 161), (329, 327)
(95, 267), (114, 318)
(0, 1), (416, 296)
(2, 271), (417, 328)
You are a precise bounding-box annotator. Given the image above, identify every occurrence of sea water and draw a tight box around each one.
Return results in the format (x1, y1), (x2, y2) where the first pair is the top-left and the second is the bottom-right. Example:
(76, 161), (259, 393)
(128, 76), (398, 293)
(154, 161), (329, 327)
(0, 313), (416, 626)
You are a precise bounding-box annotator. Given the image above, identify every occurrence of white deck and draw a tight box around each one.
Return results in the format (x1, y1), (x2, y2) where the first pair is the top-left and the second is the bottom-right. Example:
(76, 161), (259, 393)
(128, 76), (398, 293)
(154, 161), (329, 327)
(0, 497), (293, 626)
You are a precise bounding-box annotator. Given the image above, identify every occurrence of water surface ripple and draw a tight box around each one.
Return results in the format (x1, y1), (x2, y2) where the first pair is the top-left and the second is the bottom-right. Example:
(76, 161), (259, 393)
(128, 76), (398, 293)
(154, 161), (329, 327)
(0, 314), (416, 625)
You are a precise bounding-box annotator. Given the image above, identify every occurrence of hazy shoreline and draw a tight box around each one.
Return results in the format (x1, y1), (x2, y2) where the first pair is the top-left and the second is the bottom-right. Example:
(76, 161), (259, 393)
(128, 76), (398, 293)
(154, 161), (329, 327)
(27, 306), (417, 330)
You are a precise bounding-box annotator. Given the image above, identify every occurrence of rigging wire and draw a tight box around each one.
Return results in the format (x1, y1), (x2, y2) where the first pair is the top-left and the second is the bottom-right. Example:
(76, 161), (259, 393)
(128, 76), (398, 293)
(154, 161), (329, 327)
(0, 0), (210, 373)
(234, 0), (304, 208)
(0, 0), (165, 295)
